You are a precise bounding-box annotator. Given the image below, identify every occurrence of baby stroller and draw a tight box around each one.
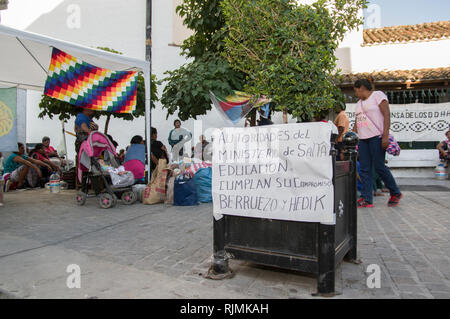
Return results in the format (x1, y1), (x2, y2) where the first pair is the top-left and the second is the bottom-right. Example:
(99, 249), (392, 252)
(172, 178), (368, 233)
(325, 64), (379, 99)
(76, 131), (137, 208)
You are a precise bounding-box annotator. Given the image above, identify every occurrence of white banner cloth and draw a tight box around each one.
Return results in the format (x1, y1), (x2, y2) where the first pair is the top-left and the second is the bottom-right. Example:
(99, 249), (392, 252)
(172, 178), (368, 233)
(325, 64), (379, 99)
(212, 122), (335, 224)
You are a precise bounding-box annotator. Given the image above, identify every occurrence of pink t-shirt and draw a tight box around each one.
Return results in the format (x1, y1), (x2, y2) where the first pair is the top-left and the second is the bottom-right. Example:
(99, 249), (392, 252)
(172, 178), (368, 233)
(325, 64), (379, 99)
(124, 159), (145, 180)
(45, 145), (57, 157)
(355, 91), (388, 139)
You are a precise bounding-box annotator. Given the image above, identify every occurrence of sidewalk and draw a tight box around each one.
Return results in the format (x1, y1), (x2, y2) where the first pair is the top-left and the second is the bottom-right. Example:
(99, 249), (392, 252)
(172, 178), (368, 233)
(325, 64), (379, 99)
(0, 181), (449, 299)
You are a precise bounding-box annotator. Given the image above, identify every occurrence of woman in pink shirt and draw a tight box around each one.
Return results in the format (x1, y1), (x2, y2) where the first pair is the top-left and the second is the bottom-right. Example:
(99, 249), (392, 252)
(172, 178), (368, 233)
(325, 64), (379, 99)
(123, 135), (146, 183)
(353, 79), (402, 208)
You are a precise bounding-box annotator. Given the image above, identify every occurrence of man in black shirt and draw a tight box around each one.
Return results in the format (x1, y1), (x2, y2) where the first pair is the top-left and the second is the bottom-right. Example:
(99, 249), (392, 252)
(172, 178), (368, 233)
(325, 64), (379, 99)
(150, 127), (169, 172)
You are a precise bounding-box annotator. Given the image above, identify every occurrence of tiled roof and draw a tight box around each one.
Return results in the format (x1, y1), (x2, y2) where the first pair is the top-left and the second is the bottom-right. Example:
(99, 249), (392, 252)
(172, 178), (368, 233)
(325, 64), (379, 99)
(363, 21), (450, 45)
(339, 67), (450, 85)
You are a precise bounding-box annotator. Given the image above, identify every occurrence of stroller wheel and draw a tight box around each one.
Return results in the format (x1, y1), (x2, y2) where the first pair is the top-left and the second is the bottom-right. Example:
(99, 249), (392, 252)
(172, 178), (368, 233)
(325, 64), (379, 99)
(121, 190), (136, 205)
(76, 192), (87, 206)
(99, 193), (114, 209)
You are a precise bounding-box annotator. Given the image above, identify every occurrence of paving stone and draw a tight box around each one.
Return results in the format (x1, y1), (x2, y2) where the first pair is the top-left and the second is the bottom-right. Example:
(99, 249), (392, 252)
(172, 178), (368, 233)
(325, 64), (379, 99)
(400, 292), (432, 299)
(0, 188), (449, 299)
(387, 268), (414, 277)
(424, 283), (450, 293)
(430, 292), (450, 299)
(395, 284), (429, 295)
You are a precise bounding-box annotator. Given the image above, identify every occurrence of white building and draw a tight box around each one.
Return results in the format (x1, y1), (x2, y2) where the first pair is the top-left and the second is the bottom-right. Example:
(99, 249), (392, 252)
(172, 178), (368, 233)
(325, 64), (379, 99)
(1, 0), (206, 160)
(1, 1), (449, 177)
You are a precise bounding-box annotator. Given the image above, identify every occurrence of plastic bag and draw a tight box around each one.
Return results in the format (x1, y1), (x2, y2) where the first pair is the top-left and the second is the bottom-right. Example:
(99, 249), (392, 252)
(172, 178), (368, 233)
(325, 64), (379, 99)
(386, 134), (401, 156)
(174, 175), (198, 206)
(193, 167), (212, 203)
(109, 171), (135, 188)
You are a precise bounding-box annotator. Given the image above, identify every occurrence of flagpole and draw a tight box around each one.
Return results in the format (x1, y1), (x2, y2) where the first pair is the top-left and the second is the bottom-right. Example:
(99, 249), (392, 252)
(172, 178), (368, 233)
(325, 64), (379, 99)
(61, 120), (68, 169)
(145, 0), (152, 181)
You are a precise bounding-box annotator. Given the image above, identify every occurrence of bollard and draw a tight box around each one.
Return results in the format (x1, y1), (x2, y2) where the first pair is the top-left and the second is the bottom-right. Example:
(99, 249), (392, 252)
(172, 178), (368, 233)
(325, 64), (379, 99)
(343, 131), (359, 263)
(206, 217), (234, 280)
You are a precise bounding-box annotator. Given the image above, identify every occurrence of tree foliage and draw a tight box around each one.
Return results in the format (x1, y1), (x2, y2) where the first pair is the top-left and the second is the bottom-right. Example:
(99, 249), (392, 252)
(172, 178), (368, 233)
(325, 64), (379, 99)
(38, 47), (158, 130)
(221, 0), (366, 121)
(160, 0), (244, 121)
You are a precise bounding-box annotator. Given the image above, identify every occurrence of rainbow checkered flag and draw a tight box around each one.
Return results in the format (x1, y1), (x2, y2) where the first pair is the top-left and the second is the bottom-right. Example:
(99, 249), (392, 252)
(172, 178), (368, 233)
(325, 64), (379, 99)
(210, 91), (271, 125)
(44, 48), (137, 113)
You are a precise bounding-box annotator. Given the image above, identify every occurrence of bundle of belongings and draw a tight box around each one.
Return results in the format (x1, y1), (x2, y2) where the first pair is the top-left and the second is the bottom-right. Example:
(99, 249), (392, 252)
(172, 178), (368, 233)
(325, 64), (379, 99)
(141, 157), (212, 206)
(98, 159), (135, 188)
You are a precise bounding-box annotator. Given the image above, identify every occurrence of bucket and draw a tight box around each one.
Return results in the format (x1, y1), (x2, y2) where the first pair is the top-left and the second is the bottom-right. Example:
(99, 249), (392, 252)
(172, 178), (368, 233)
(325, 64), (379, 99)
(435, 163), (448, 180)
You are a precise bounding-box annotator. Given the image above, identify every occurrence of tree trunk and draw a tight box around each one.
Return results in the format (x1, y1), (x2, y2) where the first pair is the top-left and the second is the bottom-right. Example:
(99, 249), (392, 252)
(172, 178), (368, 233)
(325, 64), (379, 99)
(282, 108), (288, 124)
(104, 114), (111, 134)
(250, 110), (256, 127)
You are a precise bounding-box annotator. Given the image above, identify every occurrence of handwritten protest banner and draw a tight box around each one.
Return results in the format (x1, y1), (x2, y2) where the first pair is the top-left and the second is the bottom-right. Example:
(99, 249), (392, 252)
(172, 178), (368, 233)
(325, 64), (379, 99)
(212, 122), (335, 224)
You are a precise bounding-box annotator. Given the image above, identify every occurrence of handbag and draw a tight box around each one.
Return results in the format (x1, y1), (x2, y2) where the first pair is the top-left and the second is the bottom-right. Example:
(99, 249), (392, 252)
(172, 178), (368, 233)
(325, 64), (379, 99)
(359, 99), (401, 156)
(173, 175), (198, 206)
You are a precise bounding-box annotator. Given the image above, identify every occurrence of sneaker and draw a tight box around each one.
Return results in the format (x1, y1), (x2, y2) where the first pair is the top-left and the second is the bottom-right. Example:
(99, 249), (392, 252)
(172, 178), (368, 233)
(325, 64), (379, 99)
(357, 197), (365, 204)
(357, 199), (374, 208)
(388, 193), (403, 207)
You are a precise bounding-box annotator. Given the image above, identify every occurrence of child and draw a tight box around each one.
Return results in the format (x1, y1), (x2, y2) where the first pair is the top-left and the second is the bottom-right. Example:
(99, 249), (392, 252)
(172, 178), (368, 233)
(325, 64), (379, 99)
(97, 159), (134, 187)
(437, 130), (450, 168)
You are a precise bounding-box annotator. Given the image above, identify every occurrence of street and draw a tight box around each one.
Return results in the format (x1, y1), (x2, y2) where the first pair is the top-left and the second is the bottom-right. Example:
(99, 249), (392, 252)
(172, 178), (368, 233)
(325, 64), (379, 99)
(0, 179), (449, 299)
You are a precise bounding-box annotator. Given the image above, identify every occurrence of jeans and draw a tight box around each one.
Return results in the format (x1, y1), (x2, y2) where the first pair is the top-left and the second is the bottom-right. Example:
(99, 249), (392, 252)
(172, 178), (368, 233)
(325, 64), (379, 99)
(358, 136), (401, 203)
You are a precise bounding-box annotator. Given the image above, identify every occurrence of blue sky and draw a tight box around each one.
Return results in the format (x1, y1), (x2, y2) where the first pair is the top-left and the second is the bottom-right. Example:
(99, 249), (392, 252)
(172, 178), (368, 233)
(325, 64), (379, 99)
(363, 0), (450, 28)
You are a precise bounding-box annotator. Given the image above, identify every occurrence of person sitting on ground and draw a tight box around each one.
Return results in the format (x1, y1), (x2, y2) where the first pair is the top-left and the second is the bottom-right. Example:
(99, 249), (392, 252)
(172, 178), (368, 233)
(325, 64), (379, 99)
(150, 127), (169, 174)
(42, 136), (67, 168)
(0, 152), (4, 176)
(3, 143), (51, 191)
(118, 149), (125, 165)
(193, 135), (210, 161)
(437, 130), (450, 168)
(123, 135), (146, 183)
(30, 143), (62, 180)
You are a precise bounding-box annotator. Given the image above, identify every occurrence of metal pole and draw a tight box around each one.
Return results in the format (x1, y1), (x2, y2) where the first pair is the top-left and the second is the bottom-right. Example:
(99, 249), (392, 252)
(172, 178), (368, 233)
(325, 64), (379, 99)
(144, 72), (151, 181)
(145, 0), (152, 181)
(61, 120), (68, 169)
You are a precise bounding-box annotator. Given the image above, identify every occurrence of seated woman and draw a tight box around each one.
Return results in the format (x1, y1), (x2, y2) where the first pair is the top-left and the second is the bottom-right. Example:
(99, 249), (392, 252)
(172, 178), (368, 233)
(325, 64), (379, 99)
(3, 143), (52, 191)
(437, 130), (450, 168)
(123, 135), (146, 183)
(41, 136), (68, 169)
(150, 127), (169, 174)
(118, 149), (125, 165)
(30, 143), (62, 181)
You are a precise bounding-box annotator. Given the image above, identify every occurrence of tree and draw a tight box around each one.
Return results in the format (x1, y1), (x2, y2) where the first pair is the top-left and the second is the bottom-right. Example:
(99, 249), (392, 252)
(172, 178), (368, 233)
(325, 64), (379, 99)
(160, 0), (244, 121)
(221, 0), (366, 121)
(38, 47), (158, 134)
